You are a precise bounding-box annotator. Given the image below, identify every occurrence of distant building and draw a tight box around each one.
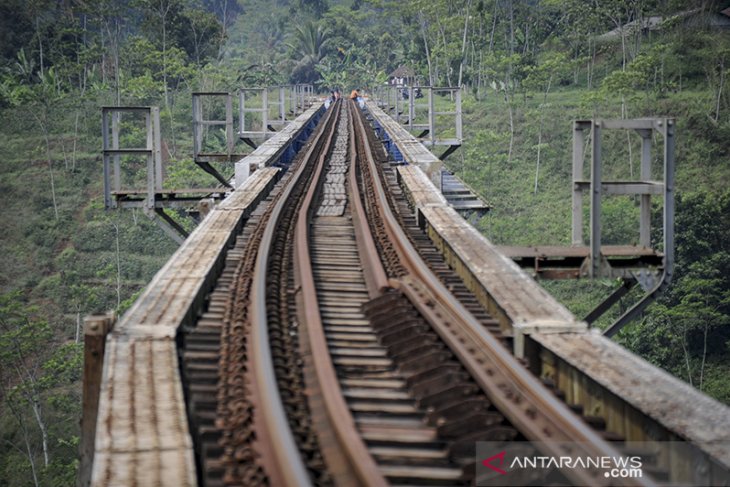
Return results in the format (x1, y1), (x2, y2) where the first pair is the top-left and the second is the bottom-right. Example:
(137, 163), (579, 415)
(595, 8), (730, 43)
(388, 66), (416, 87)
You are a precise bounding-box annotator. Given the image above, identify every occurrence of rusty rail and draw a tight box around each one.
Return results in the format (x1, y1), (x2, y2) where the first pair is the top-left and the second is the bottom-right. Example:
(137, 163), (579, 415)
(244, 100), (341, 486)
(350, 103), (655, 487)
(292, 101), (388, 485)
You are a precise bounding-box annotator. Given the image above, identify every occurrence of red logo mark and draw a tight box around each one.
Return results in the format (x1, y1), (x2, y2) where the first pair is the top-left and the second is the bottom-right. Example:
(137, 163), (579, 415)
(482, 451), (507, 475)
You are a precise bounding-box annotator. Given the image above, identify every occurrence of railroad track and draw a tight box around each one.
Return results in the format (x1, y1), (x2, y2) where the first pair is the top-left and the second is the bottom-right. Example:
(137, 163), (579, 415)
(181, 100), (656, 486)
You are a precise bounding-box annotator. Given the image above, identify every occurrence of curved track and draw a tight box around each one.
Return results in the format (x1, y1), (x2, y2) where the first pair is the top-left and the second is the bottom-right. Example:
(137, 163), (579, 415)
(183, 100), (656, 486)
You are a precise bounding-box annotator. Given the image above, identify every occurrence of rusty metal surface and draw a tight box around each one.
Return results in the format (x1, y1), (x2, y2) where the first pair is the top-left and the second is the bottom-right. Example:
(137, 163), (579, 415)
(499, 245), (661, 258)
(112, 188), (226, 195)
(214, 102), (341, 487)
(348, 110), (390, 299)
(183, 146), (325, 486)
(293, 101), (387, 485)
(498, 245), (664, 280)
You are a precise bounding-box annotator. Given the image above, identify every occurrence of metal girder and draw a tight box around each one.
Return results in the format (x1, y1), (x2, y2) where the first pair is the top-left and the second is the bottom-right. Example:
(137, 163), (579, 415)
(192, 92), (239, 187)
(102, 106), (162, 211)
(573, 180), (664, 195)
(143, 207), (187, 244)
(603, 119), (675, 337)
(439, 144), (461, 161)
(570, 117), (675, 336)
(583, 278), (637, 325)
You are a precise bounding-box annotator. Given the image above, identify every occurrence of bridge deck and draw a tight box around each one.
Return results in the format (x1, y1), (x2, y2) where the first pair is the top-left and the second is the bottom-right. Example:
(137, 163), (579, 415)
(396, 165), (448, 207)
(90, 104), (325, 486)
(92, 167), (280, 485)
(88, 100), (729, 486)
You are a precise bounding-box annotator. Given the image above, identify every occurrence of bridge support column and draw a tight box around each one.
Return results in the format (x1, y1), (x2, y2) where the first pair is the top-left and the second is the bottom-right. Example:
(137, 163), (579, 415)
(143, 207), (188, 244)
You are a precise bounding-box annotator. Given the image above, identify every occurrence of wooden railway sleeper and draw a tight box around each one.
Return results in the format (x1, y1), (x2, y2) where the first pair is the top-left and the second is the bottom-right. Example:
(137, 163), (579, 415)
(361, 292), (514, 475)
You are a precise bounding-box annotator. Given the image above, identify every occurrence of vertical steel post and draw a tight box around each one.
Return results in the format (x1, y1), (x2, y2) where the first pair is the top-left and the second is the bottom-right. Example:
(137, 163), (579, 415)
(262, 89), (269, 138)
(239, 90), (246, 134)
(408, 86), (415, 132)
(664, 119), (675, 280)
(225, 94), (234, 158)
(152, 107), (163, 191)
(572, 122), (586, 245)
(428, 87), (435, 146)
(192, 94), (201, 160)
(640, 130), (652, 247)
(112, 112), (121, 194)
(590, 120), (602, 277)
(145, 111), (155, 210)
(102, 111), (112, 209)
(279, 87), (286, 124)
(455, 88), (463, 144)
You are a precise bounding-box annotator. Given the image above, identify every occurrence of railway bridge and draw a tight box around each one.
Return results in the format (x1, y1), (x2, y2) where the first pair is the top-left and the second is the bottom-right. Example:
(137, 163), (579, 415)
(82, 91), (730, 486)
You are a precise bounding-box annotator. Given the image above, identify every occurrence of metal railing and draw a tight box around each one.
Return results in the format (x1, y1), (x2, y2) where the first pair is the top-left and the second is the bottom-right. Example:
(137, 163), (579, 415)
(102, 106), (162, 210)
(373, 85), (462, 152)
(192, 92), (237, 163)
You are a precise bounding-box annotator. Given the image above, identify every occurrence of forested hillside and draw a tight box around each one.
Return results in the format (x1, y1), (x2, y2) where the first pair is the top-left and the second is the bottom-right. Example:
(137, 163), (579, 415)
(1, 0), (729, 485)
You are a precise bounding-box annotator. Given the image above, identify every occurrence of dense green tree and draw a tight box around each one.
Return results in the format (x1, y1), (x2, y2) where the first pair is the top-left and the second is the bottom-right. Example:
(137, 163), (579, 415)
(0, 292), (82, 485)
(622, 191), (730, 395)
(287, 20), (331, 83)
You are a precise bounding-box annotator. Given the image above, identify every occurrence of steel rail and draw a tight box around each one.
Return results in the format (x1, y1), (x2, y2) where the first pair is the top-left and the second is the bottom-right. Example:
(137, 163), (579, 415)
(247, 100), (340, 487)
(293, 102), (388, 486)
(347, 104), (390, 299)
(350, 103), (656, 487)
